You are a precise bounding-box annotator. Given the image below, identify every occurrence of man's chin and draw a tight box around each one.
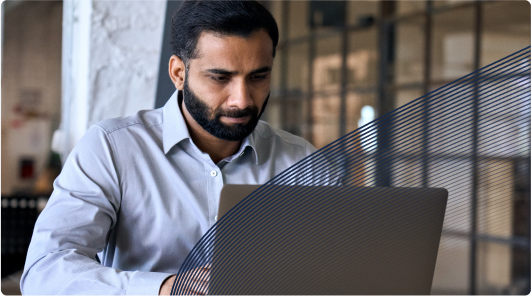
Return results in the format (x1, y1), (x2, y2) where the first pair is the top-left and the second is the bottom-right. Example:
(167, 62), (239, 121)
(208, 122), (257, 141)
(219, 124), (249, 134)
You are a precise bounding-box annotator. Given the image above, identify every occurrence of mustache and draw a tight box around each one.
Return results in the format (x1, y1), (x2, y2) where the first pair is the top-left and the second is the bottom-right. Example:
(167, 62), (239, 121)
(216, 106), (259, 118)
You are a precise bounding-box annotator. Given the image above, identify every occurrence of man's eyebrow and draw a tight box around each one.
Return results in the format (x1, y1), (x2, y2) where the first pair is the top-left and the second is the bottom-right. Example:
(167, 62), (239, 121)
(206, 69), (236, 75)
(206, 69), (237, 75)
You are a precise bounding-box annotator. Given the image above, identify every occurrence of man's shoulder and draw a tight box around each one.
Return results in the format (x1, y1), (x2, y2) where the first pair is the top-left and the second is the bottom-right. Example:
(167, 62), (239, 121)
(253, 120), (315, 151)
(93, 108), (163, 135)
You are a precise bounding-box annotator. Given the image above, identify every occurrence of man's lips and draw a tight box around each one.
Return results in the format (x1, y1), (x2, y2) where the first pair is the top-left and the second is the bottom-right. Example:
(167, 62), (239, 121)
(220, 115), (249, 124)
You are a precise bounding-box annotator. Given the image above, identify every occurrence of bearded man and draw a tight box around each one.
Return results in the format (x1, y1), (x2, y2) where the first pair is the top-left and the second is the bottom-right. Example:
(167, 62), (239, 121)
(21, 1), (317, 294)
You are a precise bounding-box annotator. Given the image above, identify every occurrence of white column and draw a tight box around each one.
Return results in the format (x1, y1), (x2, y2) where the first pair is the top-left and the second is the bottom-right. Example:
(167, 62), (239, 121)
(56, 0), (92, 162)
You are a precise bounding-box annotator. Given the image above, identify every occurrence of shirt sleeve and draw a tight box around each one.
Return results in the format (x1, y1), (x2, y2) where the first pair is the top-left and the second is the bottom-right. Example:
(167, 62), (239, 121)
(20, 125), (172, 295)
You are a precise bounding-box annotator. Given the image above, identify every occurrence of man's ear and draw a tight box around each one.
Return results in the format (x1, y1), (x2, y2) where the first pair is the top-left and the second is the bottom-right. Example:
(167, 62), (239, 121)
(169, 55), (186, 90)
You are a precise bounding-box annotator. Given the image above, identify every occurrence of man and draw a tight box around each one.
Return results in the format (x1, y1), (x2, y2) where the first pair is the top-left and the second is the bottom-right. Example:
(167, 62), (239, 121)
(21, 1), (317, 295)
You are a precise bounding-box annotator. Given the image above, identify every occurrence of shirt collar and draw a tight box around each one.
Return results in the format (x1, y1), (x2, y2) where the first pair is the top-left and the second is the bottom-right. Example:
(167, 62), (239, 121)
(163, 91), (191, 154)
(162, 90), (259, 164)
(218, 134), (258, 165)
(246, 131), (260, 165)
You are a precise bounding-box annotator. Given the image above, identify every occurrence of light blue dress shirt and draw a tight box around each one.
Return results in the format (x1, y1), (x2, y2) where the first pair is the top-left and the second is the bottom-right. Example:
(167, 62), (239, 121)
(21, 91), (317, 295)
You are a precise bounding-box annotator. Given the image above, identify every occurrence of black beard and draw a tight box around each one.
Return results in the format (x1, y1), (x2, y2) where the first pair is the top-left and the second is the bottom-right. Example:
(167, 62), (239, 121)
(182, 78), (269, 142)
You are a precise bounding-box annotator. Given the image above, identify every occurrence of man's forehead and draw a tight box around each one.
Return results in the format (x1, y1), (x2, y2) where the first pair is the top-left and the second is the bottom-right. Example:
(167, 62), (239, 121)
(191, 30), (274, 71)
(195, 29), (271, 48)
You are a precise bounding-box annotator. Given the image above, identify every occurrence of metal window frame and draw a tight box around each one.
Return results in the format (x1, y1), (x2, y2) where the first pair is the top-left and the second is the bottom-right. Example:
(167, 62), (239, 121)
(155, 0), (531, 293)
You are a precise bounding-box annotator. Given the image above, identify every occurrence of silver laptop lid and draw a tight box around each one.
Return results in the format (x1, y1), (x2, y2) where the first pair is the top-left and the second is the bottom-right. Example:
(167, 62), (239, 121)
(212, 185), (448, 295)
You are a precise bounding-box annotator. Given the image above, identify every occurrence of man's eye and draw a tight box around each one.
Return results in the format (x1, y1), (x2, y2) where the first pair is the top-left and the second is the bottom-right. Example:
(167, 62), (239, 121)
(210, 76), (229, 82)
(250, 74), (267, 81)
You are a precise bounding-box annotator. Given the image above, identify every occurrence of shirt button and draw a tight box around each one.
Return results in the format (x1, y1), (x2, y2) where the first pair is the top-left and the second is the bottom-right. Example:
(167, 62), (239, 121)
(210, 170), (217, 177)
(215, 215), (218, 221)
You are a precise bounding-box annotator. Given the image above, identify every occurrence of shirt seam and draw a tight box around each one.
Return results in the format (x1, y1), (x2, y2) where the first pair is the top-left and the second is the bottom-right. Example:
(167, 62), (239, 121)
(96, 120), (163, 135)
(93, 125), (123, 225)
(255, 130), (307, 148)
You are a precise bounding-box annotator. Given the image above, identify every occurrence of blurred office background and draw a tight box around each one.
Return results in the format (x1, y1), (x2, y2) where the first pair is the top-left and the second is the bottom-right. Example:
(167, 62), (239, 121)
(1, 0), (529, 294)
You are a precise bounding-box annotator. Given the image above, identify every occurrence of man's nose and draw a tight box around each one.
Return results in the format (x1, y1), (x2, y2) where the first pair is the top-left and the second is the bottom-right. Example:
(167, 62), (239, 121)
(227, 80), (253, 109)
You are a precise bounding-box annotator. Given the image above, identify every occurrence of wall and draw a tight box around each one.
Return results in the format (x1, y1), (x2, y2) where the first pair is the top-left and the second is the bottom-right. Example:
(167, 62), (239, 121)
(1, 0), (167, 194)
(55, 0), (166, 162)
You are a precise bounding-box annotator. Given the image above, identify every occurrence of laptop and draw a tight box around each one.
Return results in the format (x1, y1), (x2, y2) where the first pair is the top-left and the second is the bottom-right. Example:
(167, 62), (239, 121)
(210, 185), (448, 295)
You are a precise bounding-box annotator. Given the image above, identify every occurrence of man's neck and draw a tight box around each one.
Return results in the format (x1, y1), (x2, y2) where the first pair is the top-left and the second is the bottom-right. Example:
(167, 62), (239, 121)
(179, 97), (241, 164)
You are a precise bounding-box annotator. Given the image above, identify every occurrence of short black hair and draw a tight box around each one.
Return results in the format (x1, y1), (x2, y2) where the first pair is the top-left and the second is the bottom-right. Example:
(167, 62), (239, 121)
(171, 0), (279, 65)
